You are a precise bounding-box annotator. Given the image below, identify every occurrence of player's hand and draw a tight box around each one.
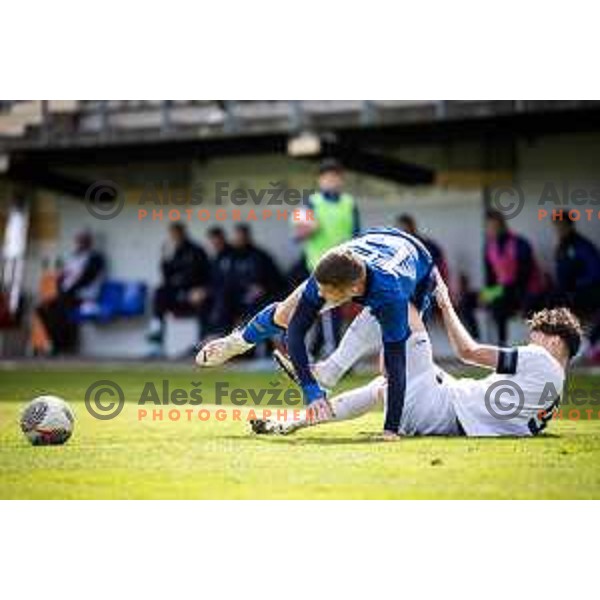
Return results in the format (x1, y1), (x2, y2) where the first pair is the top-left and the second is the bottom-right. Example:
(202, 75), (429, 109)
(306, 397), (334, 424)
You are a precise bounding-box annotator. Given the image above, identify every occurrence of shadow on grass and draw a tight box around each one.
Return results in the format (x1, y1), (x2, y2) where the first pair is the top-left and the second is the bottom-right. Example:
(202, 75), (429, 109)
(220, 432), (481, 446)
(220, 431), (562, 446)
(220, 433), (376, 446)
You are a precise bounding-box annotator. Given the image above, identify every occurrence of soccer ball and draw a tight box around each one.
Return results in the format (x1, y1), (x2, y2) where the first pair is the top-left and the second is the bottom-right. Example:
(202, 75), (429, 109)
(20, 395), (75, 446)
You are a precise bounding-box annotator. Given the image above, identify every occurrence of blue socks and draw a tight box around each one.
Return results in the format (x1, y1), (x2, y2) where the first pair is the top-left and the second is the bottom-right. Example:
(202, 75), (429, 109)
(242, 303), (283, 344)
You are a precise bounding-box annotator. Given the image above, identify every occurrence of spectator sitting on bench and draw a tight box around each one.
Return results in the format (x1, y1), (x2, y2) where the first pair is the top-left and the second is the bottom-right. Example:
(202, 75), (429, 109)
(146, 223), (211, 357)
(230, 224), (284, 321)
(36, 229), (105, 355)
(206, 226), (236, 336)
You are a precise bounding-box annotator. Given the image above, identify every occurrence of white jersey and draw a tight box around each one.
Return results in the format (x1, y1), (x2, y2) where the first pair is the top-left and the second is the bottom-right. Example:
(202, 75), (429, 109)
(303, 313), (567, 437)
(376, 335), (565, 437)
(445, 345), (565, 437)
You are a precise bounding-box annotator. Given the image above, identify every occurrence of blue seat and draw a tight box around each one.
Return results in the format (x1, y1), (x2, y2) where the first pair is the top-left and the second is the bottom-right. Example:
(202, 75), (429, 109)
(119, 282), (147, 317)
(72, 280), (146, 323)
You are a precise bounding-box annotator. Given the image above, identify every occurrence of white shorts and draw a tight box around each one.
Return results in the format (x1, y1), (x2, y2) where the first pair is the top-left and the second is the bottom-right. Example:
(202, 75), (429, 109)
(374, 333), (463, 436)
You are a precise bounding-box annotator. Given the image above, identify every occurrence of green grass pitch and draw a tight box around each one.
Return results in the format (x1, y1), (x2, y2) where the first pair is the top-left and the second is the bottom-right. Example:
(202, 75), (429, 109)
(1, 366), (600, 499)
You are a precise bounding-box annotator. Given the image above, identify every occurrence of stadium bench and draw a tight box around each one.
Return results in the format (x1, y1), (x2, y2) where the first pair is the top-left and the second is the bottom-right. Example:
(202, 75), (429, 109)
(72, 281), (147, 323)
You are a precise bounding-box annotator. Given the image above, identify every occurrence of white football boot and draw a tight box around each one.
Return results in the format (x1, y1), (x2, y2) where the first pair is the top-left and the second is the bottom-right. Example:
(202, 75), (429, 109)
(195, 330), (253, 367)
(249, 413), (309, 436)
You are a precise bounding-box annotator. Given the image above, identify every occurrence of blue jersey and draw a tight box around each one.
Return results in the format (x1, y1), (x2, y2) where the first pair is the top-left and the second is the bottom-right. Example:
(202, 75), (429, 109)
(287, 227), (435, 433)
(302, 227), (434, 341)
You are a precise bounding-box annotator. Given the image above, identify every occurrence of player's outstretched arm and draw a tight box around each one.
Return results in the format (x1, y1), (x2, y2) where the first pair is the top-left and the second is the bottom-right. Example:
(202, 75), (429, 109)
(435, 273), (499, 369)
(286, 279), (331, 420)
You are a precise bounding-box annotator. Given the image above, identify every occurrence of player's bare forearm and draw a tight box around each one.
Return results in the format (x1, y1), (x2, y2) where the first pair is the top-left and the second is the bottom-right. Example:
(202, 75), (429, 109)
(435, 272), (498, 369)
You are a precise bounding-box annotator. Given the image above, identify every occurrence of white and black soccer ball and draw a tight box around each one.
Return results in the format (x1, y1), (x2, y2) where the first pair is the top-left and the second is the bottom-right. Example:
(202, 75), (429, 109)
(20, 395), (75, 446)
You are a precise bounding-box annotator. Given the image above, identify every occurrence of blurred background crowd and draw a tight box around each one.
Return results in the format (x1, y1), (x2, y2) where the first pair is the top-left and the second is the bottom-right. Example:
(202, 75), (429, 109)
(1, 101), (599, 363)
(18, 158), (600, 364)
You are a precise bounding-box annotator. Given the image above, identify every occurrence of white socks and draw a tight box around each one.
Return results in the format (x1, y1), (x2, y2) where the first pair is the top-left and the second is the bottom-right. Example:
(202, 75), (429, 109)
(332, 376), (386, 421)
(277, 376), (385, 433)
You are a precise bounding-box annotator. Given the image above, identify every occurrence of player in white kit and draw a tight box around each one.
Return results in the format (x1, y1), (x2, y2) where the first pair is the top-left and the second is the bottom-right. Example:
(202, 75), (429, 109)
(253, 274), (582, 438)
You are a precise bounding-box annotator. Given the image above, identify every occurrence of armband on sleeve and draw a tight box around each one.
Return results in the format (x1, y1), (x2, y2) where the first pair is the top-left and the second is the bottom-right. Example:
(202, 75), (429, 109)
(497, 348), (518, 374)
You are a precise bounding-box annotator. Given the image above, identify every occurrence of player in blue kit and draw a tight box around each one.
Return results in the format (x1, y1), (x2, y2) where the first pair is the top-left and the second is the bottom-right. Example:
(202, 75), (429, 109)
(196, 227), (436, 437)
